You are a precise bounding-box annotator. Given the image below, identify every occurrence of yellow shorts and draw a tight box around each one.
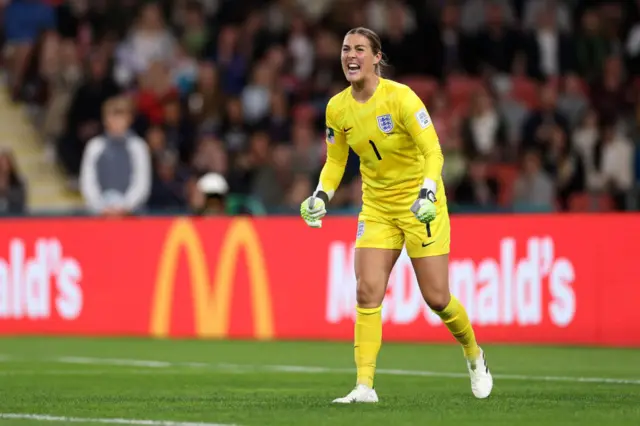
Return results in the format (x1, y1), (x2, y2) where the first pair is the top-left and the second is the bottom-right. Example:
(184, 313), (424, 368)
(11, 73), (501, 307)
(354, 207), (451, 258)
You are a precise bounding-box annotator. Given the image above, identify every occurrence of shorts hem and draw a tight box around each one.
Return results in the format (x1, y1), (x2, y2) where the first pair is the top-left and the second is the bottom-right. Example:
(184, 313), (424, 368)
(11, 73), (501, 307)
(354, 242), (404, 251)
(407, 249), (450, 258)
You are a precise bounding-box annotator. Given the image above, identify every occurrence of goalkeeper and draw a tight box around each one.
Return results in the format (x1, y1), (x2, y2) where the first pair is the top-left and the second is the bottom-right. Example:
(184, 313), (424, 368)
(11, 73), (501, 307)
(300, 27), (492, 404)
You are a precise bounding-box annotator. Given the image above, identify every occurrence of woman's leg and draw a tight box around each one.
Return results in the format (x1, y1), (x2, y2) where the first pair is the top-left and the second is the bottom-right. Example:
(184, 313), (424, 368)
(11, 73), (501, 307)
(333, 215), (403, 404)
(411, 253), (492, 399)
(402, 208), (493, 399)
(352, 247), (401, 388)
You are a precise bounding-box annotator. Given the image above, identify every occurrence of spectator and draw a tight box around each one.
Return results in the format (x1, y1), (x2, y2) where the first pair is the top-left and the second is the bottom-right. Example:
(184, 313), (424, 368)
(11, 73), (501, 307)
(572, 107), (600, 184)
(574, 9), (611, 83)
(288, 12), (315, 81)
(3, 0), (640, 215)
(557, 73), (589, 129)
(522, 0), (573, 33)
(285, 172), (312, 211)
(522, 4), (575, 81)
(2, 0), (56, 100)
(213, 25), (248, 97)
(460, 0), (515, 34)
(441, 130), (467, 191)
(179, 0), (211, 59)
(191, 134), (228, 177)
(379, 1), (423, 78)
(625, 12), (640, 75)
(543, 125), (586, 209)
(453, 156), (500, 208)
(171, 43), (199, 98)
(113, 2), (177, 89)
(147, 150), (189, 212)
(264, 90), (292, 144)
(241, 60), (275, 126)
(220, 96), (249, 154)
(588, 123), (634, 210)
(513, 148), (557, 210)
(472, 1), (520, 76)
(58, 51), (120, 180)
(145, 125), (168, 160)
(135, 60), (179, 126)
(493, 76), (529, 148)
(79, 96), (152, 216)
(161, 95), (196, 164)
(589, 56), (631, 125)
(191, 172), (229, 215)
(41, 37), (83, 161)
(251, 143), (292, 209)
(521, 83), (570, 153)
(187, 61), (224, 135)
(461, 87), (508, 160)
(425, 2), (476, 80)
(0, 148), (27, 215)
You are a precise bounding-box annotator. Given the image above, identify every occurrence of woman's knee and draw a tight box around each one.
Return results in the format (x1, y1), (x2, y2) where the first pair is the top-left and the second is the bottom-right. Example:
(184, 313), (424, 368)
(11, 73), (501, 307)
(424, 291), (451, 312)
(411, 254), (451, 312)
(356, 276), (386, 308)
(354, 248), (399, 308)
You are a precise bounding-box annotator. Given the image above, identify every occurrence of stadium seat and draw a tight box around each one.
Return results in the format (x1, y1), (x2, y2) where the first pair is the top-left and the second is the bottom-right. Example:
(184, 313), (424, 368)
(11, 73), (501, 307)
(398, 76), (439, 103)
(574, 76), (590, 97)
(568, 192), (615, 212)
(280, 75), (299, 92)
(446, 76), (483, 113)
(487, 163), (519, 207)
(292, 103), (317, 123)
(510, 77), (539, 109)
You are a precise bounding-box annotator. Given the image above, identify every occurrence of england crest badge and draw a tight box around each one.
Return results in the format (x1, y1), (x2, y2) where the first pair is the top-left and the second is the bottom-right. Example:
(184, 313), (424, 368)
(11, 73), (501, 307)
(376, 114), (394, 133)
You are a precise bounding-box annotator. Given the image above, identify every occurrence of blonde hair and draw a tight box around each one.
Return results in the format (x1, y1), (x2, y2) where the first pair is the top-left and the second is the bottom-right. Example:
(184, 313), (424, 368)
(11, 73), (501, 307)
(102, 95), (133, 117)
(346, 27), (389, 77)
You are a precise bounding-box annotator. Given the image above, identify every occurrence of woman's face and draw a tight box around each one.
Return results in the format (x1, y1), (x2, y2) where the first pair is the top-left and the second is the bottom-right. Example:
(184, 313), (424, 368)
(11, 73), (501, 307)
(341, 33), (379, 84)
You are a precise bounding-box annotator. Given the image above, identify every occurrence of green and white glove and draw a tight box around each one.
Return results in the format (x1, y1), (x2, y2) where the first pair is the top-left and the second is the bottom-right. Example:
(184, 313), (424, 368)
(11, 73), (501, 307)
(410, 187), (437, 224)
(300, 192), (328, 228)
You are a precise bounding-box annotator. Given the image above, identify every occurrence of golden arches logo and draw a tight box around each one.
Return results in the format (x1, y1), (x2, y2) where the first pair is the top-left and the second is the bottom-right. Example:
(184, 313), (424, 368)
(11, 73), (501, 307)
(150, 218), (274, 339)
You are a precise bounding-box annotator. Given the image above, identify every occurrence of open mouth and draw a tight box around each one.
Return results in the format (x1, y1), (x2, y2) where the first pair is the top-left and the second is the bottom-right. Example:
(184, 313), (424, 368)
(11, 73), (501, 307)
(346, 63), (361, 75)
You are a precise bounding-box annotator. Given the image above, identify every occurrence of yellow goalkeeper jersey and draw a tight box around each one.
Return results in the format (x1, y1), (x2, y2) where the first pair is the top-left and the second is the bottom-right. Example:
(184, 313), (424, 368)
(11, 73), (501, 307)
(319, 77), (446, 217)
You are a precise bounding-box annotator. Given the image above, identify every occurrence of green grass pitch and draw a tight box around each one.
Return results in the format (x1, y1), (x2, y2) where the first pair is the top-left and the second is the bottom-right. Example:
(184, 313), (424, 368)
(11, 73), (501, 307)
(0, 337), (639, 426)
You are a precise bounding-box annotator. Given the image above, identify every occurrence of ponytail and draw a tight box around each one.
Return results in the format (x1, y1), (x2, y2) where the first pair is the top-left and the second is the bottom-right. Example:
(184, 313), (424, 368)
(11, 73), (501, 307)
(375, 54), (389, 77)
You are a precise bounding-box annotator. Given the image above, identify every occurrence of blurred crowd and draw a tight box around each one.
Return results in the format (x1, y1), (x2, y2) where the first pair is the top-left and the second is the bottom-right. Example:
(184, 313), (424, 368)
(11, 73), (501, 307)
(2, 0), (640, 216)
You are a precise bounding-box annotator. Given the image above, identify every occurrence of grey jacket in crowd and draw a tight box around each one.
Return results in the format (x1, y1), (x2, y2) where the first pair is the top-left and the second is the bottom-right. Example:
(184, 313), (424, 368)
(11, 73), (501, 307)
(79, 131), (151, 213)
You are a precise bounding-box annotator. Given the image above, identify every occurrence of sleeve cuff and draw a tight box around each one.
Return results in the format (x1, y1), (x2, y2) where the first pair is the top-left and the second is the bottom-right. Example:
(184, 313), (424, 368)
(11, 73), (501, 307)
(422, 178), (436, 194)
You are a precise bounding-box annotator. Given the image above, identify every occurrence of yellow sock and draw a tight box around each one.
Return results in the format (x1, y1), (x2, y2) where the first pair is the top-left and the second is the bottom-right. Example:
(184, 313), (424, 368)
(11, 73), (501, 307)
(354, 305), (382, 388)
(433, 295), (480, 359)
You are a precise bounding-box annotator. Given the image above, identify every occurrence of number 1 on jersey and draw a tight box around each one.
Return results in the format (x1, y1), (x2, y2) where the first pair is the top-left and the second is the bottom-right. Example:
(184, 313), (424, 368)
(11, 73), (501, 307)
(369, 140), (382, 160)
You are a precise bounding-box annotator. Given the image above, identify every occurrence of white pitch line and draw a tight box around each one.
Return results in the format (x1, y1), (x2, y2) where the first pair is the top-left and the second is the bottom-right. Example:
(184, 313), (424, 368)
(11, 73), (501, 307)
(57, 357), (172, 368)
(0, 369), (183, 376)
(0, 413), (236, 426)
(48, 356), (640, 386)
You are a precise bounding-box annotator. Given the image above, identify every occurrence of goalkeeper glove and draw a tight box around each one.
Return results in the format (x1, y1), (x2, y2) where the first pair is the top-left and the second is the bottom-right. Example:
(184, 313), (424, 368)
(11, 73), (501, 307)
(410, 186), (437, 224)
(300, 191), (328, 228)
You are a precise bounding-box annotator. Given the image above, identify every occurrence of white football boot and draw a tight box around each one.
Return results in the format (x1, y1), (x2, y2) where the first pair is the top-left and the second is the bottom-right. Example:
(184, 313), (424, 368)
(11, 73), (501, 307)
(332, 384), (379, 404)
(466, 347), (493, 399)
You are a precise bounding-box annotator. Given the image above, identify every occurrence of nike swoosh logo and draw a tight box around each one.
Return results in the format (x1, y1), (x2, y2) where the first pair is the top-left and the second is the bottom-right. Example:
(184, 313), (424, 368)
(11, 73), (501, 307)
(422, 241), (435, 247)
(344, 127), (352, 132)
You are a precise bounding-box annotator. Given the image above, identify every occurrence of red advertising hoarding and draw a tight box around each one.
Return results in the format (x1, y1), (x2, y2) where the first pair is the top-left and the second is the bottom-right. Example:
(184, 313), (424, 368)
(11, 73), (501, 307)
(0, 214), (638, 346)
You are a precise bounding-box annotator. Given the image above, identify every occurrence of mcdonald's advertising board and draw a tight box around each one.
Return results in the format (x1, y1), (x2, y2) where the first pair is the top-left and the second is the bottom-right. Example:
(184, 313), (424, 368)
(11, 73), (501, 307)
(0, 214), (638, 346)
